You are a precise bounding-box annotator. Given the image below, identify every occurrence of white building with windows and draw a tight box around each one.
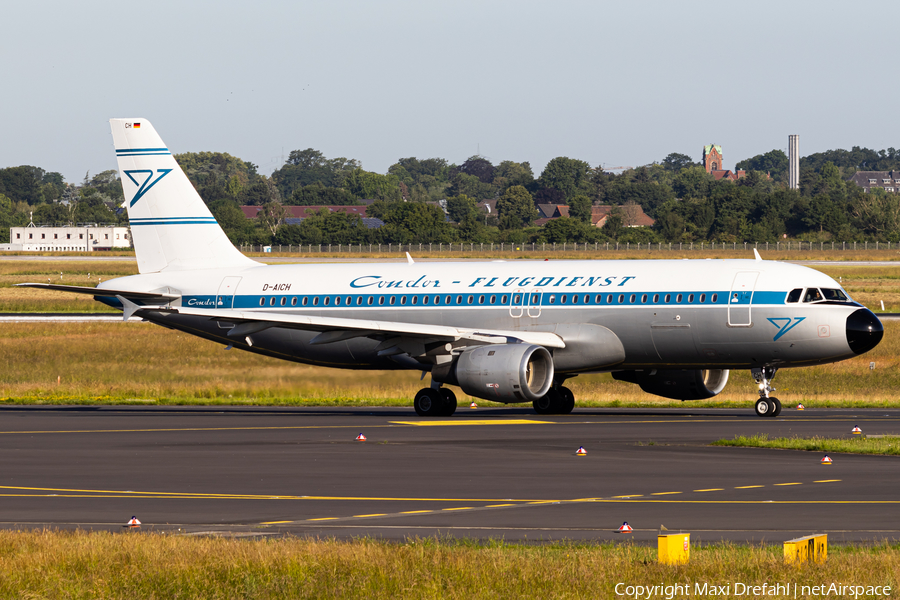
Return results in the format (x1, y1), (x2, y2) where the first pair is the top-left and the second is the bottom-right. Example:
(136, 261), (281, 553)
(5, 225), (131, 252)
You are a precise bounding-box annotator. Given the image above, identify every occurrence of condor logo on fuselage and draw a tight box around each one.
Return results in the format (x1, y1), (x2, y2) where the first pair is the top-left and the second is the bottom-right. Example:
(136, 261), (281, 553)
(768, 317), (806, 341)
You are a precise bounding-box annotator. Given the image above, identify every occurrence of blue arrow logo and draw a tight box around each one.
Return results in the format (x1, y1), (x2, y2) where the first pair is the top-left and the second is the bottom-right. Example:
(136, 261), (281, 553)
(768, 317), (806, 341)
(124, 169), (173, 207)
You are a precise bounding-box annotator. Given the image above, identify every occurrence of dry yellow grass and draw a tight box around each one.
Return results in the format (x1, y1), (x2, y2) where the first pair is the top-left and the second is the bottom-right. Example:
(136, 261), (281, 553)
(0, 320), (895, 407)
(0, 531), (895, 599)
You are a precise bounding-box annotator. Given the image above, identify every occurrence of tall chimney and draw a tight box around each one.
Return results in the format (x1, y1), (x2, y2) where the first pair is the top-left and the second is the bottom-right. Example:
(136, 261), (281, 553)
(788, 134), (799, 190)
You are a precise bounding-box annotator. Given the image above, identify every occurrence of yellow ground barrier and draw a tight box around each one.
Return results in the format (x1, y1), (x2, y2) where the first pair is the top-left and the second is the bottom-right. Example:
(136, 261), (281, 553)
(658, 533), (690, 565)
(784, 534), (827, 564)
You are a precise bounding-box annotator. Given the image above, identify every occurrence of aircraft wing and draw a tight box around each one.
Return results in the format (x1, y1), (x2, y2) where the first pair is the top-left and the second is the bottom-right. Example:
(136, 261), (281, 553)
(15, 283), (181, 302)
(173, 306), (566, 349)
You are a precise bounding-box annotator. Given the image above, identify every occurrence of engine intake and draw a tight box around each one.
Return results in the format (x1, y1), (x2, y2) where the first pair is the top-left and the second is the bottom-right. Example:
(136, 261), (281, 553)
(454, 344), (554, 403)
(613, 369), (729, 400)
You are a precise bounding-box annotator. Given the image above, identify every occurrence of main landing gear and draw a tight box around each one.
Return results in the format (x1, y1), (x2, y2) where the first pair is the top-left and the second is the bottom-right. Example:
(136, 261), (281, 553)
(752, 367), (781, 418)
(533, 386), (575, 415)
(414, 386), (457, 417)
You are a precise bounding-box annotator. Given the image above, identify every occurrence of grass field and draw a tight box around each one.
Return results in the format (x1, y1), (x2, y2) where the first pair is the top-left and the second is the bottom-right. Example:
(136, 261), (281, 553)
(0, 531), (895, 599)
(712, 434), (900, 455)
(0, 320), (896, 407)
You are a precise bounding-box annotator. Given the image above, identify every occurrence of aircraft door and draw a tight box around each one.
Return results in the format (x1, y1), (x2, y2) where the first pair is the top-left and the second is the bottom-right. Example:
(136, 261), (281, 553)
(508, 289), (525, 318)
(527, 289), (543, 318)
(728, 271), (758, 327)
(216, 276), (242, 309)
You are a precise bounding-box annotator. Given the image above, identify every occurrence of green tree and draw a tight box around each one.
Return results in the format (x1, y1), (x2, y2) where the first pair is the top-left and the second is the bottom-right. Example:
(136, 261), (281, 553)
(446, 194), (477, 223)
(568, 194), (592, 224)
(209, 199), (253, 245)
(287, 182), (360, 206)
(0, 166), (44, 204)
(369, 201), (455, 244)
(271, 149), (361, 199)
(661, 153), (697, 172)
(496, 185), (537, 230)
(492, 161), (534, 195)
(537, 157), (592, 201)
(672, 165), (713, 199)
(736, 149), (789, 180)
(540, 217), (601, 244)
(344, 169), (401, 201)
(448, 172), (492, 200)
(275, 210), (369, 245)
(601, 207), (624, 239)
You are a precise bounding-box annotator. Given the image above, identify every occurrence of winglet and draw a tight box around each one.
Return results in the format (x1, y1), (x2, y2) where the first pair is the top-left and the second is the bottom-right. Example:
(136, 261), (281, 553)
(753, 248), (762, 261)
(406, 252), (415, 264)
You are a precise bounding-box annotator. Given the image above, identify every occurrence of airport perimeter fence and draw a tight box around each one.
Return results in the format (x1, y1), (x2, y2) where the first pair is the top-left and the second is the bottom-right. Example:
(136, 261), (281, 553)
(238, 241), (899, 254)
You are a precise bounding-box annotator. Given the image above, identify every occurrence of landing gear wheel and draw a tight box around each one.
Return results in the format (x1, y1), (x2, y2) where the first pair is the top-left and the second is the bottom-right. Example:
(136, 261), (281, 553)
(557, 386), (575, 415)
(533, 389), (561, 415)
(439, 388), (457, 416)
(414, 388), (444, 417)
(755, 398), (773, 417)
(769, 397), (782, 417)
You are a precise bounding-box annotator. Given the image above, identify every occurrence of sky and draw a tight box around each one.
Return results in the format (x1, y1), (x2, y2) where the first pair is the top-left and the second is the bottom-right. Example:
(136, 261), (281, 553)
(3, 0), (898, 183)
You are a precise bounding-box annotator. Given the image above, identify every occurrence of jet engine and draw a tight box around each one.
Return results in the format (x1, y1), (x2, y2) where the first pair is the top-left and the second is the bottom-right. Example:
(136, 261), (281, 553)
(612, 369), (729, 400)
(453, 344), (554, 403)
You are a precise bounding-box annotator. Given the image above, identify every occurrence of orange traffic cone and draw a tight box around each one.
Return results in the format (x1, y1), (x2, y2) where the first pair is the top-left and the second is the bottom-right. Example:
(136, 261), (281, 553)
(617, 521), (633, 533)
(576, 446), (587, 456)
(356, 433), (366, 441)
(469, 401), (477, 409)
(851, 426), (862, 435)
(125, 516), (141, 528)
(821, 454), (833, 465)
(796, 403), (805, 410)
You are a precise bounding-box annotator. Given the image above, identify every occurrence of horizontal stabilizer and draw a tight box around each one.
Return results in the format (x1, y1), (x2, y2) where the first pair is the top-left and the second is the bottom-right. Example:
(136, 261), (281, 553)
(15, 283), (180, 302)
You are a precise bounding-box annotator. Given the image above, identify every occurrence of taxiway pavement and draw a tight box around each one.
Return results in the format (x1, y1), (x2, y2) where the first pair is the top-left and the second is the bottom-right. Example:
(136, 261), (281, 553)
(0, 406), (897, 544)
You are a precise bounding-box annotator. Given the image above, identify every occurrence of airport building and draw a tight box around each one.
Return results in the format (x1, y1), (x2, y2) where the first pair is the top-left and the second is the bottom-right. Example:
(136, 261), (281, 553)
(5, 225), (131, 252)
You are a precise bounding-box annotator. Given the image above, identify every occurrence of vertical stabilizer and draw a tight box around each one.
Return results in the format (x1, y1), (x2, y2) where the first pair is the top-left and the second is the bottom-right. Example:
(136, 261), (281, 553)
(109, 118), (257, 273)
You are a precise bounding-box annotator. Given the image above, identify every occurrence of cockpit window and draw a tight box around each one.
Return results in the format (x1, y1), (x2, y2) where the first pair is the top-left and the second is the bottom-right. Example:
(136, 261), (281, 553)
(803, 288), (824, 303)
(786, 288), (802, 303)
(821, 288), (849, 302)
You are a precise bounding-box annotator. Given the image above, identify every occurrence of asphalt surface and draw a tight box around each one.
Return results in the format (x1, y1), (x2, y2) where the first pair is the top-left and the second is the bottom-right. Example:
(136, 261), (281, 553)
(0, 405), (898, 544)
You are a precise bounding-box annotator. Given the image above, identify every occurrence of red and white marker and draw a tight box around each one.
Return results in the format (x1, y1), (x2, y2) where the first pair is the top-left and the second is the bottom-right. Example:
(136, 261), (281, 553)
(125, 516), (141, 528)
(821, 454), (833, 465)
(469, 401), (478, 409)
(796, 403), (805, 411)
(356, 433), (367, 441)
(852, 426), (862, 435)
(576, 446), (587, 456)
(617, 521), (633, 533)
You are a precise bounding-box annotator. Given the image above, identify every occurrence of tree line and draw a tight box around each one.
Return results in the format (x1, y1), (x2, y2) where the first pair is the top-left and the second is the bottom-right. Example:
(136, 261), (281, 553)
(1, 144), (900, 245)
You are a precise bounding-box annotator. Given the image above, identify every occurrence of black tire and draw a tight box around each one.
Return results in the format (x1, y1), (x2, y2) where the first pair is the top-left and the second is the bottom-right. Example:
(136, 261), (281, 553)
(534, 389), (561, 415)
(770, 397), (782, 417)
(755, 398), (772, 417)
(557, 387), (575, 415)
(414, 388), (444, 417)
(440, 388), (457, 416)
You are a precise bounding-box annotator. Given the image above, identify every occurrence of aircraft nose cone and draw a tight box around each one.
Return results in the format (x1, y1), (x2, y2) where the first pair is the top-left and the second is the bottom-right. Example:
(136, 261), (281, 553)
(846, 308), (883, 355)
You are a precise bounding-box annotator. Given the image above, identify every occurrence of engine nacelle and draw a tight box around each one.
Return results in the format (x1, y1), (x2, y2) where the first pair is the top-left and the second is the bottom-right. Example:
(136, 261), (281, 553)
(454, 344), (554, 403)
(613, 369), (729, 400)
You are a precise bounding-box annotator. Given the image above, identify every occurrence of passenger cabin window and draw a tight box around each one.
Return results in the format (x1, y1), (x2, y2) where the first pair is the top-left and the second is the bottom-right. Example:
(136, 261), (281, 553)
(803, 288), (824, 303)
(786, 288), (803, 303)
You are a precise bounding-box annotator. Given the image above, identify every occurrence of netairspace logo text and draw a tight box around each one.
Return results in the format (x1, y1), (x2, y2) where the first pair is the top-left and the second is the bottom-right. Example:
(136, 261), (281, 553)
(614, 582), (892, 598)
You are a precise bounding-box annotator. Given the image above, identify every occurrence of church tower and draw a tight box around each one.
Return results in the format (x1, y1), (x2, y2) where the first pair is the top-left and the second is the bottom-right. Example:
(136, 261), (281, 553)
(703, 144), (723, 173)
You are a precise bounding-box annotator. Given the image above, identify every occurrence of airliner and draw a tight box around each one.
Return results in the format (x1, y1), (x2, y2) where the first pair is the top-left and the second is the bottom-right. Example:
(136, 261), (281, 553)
(19, 119), (884, 418)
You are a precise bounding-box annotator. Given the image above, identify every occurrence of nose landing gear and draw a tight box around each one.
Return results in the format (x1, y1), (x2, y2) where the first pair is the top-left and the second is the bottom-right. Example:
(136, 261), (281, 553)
(752, 367), (781, 417)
